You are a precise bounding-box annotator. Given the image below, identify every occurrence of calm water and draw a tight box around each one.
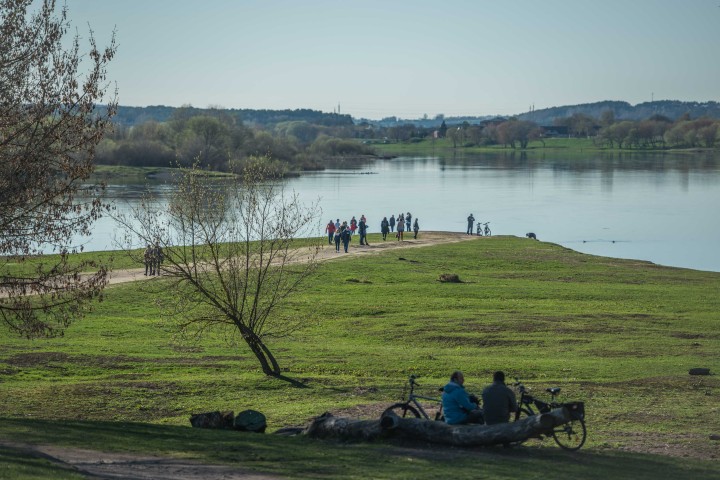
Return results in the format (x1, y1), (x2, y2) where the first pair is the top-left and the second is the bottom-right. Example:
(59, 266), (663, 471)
(87, 151), (720, 272)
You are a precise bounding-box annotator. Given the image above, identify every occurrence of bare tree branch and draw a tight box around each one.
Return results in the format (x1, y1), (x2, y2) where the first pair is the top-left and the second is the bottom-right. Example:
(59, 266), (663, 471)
(114, 160), (321, 379)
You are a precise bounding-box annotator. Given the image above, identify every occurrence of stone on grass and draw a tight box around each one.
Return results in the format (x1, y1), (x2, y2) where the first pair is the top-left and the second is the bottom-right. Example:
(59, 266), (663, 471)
(689, 368), (711, 376)
(438, 273), (461, 283)
(235, 409), (267, 433)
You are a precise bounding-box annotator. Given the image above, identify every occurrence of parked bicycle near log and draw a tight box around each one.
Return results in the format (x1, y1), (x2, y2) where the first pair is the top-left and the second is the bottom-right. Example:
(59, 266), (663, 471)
(513, 378), (587, 451)
(383, 375), (445, 421)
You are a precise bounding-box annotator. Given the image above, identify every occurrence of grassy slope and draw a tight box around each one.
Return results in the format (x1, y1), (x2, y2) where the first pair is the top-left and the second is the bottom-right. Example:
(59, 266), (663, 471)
(0, 236), (718, 478)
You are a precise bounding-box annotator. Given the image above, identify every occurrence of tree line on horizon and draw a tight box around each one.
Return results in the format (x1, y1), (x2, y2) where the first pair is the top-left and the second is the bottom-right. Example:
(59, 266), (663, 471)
(97, 106), (376, 174)
(98, 104), (720, 174)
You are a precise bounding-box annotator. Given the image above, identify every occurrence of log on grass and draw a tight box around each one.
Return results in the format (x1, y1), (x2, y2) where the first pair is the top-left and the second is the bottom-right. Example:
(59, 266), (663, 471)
(302, 412), (385, 441)
(189, 410), (234, 429)
(302, 408), (571, 447)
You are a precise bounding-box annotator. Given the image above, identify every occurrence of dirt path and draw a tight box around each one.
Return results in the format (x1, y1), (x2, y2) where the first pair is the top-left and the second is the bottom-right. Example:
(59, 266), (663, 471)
(1, 440), (280, 479)
(107, 231), (480, 287)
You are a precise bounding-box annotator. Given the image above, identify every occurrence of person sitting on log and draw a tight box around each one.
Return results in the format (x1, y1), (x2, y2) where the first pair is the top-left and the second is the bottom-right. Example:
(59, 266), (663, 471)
(481, 371), (518, 425)
(441, 370), (484, 425)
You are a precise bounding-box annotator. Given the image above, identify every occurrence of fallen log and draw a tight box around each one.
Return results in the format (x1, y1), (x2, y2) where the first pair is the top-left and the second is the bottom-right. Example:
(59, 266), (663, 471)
(301, 408), (571, 447)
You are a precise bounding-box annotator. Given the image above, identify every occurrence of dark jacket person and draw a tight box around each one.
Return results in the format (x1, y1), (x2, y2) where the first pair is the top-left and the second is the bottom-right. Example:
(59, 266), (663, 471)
(481, 371), (518, 425)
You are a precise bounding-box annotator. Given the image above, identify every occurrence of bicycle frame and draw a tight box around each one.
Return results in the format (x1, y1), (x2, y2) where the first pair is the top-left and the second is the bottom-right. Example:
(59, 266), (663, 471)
(385, 375), (444, 421)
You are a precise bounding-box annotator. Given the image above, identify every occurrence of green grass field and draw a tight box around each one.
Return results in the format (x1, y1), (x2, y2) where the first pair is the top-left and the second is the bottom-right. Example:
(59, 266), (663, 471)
(1, 236), (718, 478)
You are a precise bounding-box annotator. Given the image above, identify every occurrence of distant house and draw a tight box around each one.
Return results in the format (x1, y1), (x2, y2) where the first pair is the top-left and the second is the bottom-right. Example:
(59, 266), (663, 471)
(540, 125), (569, 138)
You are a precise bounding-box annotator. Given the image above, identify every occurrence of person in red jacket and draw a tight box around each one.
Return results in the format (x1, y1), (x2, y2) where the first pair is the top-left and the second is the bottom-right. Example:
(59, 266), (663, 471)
(325, 220), (336, 245)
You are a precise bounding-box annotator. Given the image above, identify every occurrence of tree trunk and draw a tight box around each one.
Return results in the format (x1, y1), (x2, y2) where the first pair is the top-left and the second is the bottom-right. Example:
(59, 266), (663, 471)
(241, 328), (280, 376)
(300, 408), (571, 447)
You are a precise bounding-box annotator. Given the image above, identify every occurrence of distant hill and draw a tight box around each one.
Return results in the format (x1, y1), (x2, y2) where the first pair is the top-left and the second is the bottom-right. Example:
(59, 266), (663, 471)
(517, 100), (720, 124)
(111, 105), (354, 128)
(108, 100), (720, 129)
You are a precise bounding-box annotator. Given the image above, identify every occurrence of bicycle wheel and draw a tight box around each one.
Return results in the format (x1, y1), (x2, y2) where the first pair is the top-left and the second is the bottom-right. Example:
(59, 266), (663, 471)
(382, 403), (421, 419)
(552, 418), (586, 451)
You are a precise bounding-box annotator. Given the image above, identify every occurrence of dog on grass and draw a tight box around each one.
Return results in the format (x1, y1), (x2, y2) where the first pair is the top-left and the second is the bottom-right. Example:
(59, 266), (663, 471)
(526, 232), (537, 240)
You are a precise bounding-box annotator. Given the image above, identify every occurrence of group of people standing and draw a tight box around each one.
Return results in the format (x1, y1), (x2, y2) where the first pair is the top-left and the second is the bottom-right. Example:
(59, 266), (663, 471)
(325, 212), (421, 252)
(380, 212), (419, 241)
(325, 215), (370, 253)
(143, 243), (164, 276)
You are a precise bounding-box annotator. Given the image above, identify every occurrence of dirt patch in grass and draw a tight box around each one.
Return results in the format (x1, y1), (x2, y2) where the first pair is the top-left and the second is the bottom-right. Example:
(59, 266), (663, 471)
(610, 431), (719, 460)
(670, 332), (717, 340)
(4, 352), (249, 370)
(425, 336), (539, 347)
(5, 352), (140, 368)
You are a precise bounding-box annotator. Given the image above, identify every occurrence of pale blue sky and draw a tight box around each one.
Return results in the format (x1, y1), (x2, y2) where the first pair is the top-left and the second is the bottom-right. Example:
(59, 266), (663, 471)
(66, 0), (720, 119)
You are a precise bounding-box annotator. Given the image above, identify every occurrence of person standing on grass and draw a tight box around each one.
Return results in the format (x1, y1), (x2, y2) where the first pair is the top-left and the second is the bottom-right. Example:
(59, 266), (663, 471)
(325, 219), (336, 245)
(389, 214), (396, 232)
(358, 216), (369, 246)
(413, 218), (419, 239)
(380, 216), (390, 240)
(442, 371), (484, 425)
(350, 216), (357, 235)
(406, 212), (412, 233)
(467, 213), (475, 235)
(481, 371), (517, 425)
(396, 215), (405, 241)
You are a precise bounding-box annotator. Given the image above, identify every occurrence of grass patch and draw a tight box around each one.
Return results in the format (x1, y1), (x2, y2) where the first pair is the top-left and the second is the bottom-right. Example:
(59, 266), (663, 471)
(0, 237), (718, 478)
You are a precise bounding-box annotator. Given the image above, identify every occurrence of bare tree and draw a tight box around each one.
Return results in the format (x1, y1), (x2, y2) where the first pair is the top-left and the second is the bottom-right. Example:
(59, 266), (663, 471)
(115, 161), (321, 381)
(0, 0), (117, 337)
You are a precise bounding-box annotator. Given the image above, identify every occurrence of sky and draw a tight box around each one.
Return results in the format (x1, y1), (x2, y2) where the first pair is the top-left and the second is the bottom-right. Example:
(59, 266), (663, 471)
(63, 0), (720, 119)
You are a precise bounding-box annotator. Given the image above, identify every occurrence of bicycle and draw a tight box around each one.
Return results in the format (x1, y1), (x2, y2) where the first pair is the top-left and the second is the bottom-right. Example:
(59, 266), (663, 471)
(513, 378), (587, 451)
(476, 222), (491, 236)
(383, 375), (444, 421)
(482, 222), (491, 236)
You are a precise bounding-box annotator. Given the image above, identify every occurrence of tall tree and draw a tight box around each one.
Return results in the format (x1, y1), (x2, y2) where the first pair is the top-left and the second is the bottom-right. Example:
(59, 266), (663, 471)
(114, 162), (321, 381)
(0, 0), (116, 337)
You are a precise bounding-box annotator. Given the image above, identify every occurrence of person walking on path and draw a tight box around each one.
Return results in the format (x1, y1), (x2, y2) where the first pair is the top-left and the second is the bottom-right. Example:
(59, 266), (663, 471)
(467, 213), (475, 235)
(153, 243), (164, 276)
(380, 217), (390, 240)
(334, 226), (342, 252)
(396, 216), (405, 241)
(358, 217), (369, 245)
(405, 212), (412, 233)
(334, 218), (341, 231)
(341, 224), (352, 252)
(413, 218), (419, 239)
(389, 214), (396, 232)
(325, 220), (336, 245)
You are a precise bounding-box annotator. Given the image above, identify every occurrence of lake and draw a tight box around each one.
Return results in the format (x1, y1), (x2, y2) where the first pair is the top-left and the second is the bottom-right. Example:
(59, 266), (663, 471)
(88, 150), (720, 272)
